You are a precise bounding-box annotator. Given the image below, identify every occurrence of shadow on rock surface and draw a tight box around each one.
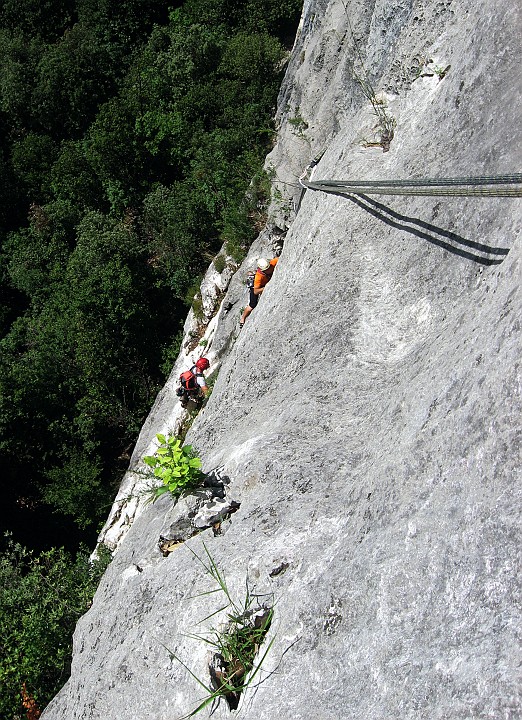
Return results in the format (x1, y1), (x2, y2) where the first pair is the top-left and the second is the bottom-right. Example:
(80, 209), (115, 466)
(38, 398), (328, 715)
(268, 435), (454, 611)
(326, 191), (511, 265)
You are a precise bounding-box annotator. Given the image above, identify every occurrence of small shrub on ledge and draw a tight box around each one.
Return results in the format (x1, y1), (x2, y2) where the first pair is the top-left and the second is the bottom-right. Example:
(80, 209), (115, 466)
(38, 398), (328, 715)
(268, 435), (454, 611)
(143, 434), (203, 503)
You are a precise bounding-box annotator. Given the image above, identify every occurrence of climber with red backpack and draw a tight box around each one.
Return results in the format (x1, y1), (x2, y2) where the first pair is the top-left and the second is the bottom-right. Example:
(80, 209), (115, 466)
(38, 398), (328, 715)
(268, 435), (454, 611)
(176, 357), (210, 407)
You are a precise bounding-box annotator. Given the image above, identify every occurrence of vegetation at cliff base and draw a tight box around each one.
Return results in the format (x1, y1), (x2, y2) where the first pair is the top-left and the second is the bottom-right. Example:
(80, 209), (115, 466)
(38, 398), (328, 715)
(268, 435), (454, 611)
(0, 533), (110, 719)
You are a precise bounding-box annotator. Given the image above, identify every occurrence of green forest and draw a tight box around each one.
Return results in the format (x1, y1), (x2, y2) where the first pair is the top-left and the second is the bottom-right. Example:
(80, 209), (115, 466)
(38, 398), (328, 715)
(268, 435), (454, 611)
(0, 0), (301, 716)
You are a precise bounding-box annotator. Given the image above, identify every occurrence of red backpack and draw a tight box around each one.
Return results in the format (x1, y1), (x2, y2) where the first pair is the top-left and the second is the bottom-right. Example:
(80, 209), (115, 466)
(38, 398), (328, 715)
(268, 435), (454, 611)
(179, 367), (198, 390)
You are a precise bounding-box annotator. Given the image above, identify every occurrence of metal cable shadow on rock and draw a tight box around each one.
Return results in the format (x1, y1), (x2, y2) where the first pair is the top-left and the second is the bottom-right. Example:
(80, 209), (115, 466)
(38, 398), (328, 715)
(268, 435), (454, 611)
(338, 191), (508, 265)
(297, 164), (520, 265)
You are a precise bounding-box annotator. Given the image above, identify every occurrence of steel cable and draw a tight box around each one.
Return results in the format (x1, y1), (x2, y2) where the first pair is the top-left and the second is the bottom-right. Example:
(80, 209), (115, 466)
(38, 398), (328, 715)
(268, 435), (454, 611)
(298, 162), (522, 197)
(303, 181), (522, 197)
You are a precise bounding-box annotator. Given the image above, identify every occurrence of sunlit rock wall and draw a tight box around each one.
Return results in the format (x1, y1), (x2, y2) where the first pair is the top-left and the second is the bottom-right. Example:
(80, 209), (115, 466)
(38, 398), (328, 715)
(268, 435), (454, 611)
(42, 1), (521, 718)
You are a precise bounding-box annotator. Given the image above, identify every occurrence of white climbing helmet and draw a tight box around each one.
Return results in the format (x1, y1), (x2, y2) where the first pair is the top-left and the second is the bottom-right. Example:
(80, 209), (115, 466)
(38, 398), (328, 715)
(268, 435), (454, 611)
(257, 258), (270, 271)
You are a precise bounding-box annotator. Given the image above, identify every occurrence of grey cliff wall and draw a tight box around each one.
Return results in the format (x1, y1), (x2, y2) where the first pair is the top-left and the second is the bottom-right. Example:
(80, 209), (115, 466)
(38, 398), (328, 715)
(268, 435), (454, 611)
(42, 1), (521, 718)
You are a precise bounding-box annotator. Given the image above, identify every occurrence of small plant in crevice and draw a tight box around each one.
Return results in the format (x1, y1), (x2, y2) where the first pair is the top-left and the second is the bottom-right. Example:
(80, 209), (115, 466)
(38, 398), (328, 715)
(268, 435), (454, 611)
(177, 406), (202, 444)
(354, 73), (396, 152)
(191, 292), (204, 322)
(202, 368), (219, 400)
(414, 58), (451, 82)
(288, 109), (309, 138)
(164, 544), (275, 718)
(433, 64), (451, 80)
(213, 254), (226, 273)
(142, 434), (203, 503)
(338, 0), (396, 151)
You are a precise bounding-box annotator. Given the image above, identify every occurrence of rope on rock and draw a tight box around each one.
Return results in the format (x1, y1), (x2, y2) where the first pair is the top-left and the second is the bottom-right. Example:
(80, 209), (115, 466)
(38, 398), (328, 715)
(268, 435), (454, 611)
(298, 158), (522, 197)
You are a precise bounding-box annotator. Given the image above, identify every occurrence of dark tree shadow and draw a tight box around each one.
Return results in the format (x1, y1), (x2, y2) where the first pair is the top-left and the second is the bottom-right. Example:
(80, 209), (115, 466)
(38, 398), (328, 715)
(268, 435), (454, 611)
(303, 187), (511, 265)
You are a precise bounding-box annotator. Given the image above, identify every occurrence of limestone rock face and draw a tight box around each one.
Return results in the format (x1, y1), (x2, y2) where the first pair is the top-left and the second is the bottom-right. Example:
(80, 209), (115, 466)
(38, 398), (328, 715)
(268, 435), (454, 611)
(42, 1), (521, 719)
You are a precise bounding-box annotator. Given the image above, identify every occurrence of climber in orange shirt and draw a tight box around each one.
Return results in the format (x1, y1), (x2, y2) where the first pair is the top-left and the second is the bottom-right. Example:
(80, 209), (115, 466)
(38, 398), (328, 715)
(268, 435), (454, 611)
(240, 257), (279, 328)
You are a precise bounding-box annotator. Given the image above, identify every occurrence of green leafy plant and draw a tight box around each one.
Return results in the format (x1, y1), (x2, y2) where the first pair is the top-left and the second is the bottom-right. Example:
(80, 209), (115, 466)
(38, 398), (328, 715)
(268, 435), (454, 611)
(163, 544), (275, 718)
(143, 434), (203, 502)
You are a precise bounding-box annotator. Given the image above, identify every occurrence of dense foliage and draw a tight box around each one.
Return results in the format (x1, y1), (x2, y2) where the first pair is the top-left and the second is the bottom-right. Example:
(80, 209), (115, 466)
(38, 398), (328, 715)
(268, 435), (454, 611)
(0, 0), (302, 538)
(0, 534), (111, 719)
(143, 433), (203, 502)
